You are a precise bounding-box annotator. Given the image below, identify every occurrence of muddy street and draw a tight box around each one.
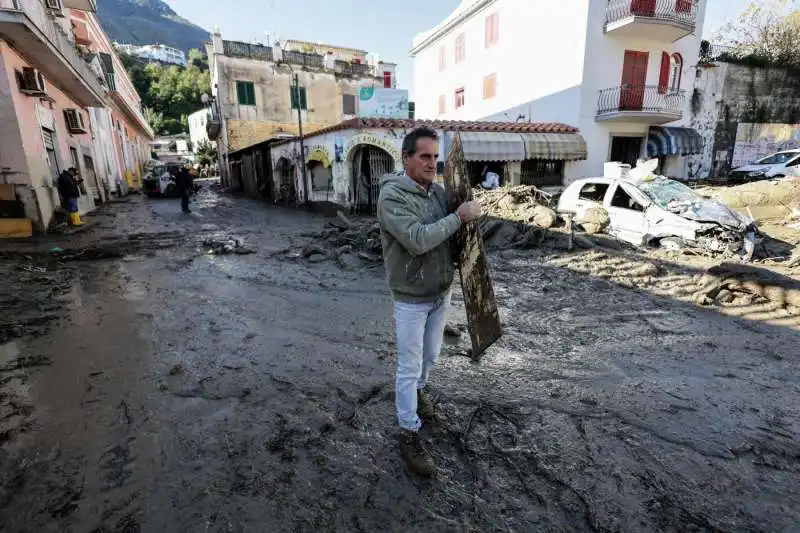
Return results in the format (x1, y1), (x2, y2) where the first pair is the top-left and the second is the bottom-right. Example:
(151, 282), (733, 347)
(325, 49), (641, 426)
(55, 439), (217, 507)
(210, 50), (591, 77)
(0, 188), (798, 533)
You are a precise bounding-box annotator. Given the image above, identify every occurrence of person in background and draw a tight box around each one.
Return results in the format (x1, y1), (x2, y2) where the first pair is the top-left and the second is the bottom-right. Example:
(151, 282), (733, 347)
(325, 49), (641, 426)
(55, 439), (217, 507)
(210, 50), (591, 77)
(175, 164), (194, 213)
(57, 167), (82, 226)
(377, 127), (482, 477)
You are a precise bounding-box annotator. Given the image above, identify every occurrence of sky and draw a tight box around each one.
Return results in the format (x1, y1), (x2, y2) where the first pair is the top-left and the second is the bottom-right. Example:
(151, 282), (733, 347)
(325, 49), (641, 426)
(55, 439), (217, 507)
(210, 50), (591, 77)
(165, 0), (755, 98)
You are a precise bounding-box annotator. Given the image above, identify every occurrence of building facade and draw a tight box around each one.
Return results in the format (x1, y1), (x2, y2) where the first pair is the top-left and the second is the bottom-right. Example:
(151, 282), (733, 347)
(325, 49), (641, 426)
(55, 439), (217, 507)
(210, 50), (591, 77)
(188, 108), (210, 148)
(228, 118), (587, 209)
(411, 0), (708, 181)
(0, 0), (153, 234)
(114, 42), (187, 67)
(206, 30), (399, 187)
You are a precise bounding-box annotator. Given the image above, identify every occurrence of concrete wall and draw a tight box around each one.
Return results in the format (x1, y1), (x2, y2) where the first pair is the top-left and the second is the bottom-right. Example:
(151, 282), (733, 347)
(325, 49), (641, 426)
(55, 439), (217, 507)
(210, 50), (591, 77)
(688, 61), (800, 177)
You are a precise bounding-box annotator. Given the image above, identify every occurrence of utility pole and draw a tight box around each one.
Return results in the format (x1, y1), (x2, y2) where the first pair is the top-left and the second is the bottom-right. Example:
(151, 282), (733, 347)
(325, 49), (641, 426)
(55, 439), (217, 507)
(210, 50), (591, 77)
(293, 73), (309, 206)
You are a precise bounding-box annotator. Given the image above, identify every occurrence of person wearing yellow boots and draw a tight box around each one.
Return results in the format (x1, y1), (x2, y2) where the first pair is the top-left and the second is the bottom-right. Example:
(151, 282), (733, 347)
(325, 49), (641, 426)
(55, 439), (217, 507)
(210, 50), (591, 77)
(57, 168), (83, 226)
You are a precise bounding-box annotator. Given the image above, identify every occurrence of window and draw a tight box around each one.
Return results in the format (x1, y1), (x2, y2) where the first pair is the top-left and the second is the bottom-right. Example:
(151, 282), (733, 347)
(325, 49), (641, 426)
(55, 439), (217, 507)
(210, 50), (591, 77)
(383, 71), (393, 89)
(786, 156), (800, 167)
(309, 161), (332, 191)
(669, 53), (683, 92)
(438, 46), (446, 71)
(485, 12), (499, 47)
(483, 73), (496, 100)
(236, 80), (256, 106)
(438, 95), (446, 115)
(69, 147), (79, 169)
(578, 183), (610, 203)
(342, 94), (356, 115)
(756, 152), (798, 165)
(454, 88), (465, 109)
(290, 86), (308, 110)
(455, 33), (466, 64)
(520, 160), (564, 187)
(610, 185), (644, 212)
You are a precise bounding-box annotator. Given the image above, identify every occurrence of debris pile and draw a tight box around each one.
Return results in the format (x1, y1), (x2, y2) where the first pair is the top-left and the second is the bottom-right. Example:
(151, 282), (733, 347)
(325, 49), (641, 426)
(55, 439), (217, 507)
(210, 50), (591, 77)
(202, 237), (255, 255)
(474, 186), (557, 228)
(576, 206), (610, 235)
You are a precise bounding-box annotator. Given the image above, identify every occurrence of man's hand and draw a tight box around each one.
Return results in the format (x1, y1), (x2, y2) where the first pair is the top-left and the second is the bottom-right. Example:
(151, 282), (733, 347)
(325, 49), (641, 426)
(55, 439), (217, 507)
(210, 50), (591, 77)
(456, 201), (482, 223)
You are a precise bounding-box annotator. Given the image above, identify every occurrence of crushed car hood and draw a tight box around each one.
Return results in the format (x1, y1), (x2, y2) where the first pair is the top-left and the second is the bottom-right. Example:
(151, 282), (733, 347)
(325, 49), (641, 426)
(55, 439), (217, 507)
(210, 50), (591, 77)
(665, 199), (751, 229)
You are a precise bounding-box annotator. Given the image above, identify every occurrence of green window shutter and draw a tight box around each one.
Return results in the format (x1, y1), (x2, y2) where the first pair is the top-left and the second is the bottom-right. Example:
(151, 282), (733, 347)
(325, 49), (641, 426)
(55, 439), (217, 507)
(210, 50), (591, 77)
(246, 83), (256, 105)
(300, 87), (307, 110)
(237, 81), (246, 104)
(291, 87), (308, 110)
(290, 86), (297, 109)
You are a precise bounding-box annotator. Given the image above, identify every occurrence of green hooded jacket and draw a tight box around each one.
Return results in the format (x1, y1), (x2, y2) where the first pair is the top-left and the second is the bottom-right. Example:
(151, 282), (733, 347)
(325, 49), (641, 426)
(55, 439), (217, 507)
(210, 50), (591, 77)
(377, 172), (462, 303)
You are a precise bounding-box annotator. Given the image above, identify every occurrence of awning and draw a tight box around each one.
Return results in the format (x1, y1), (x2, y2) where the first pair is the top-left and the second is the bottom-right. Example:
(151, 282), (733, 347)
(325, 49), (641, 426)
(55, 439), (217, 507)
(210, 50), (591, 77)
(458, 131), (588, 162)
(646, 126), (704, 157)
(521, 132), (587, 161)
(459, 132), (527, 162)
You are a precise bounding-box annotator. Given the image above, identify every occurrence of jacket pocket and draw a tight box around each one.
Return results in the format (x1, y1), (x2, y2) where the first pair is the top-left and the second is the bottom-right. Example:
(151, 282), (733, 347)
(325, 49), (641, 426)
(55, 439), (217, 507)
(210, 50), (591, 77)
(405, 257), (423, 284)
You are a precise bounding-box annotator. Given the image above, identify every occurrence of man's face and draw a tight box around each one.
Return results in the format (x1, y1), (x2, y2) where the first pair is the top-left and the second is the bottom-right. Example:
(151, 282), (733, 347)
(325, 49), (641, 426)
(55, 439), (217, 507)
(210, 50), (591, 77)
(404, 138), (438, 185)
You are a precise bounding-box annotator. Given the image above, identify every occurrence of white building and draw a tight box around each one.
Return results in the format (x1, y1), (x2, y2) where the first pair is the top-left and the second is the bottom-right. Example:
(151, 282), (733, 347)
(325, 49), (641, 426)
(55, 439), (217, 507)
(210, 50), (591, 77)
(188, 109), (210, 148)
(411, 0), (708, 182)
(114, 43), (187, 67)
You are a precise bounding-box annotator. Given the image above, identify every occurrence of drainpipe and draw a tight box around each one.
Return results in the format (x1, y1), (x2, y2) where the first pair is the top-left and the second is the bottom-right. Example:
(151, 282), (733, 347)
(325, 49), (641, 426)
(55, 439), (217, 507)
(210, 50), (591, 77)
(294, 72), (310, 207)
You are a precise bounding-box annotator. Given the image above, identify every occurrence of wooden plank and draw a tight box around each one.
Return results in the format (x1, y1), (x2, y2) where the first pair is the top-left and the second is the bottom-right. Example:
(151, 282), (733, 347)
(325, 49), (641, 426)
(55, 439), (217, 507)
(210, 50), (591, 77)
(443, 132), (502, 359)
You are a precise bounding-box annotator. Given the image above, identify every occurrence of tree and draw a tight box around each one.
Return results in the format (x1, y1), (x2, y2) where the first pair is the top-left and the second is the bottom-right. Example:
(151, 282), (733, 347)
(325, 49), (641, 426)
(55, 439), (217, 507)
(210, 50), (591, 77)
(715, 0), (800, 66)
(195, 140), (218, 176)
(187, 48), (209, 70)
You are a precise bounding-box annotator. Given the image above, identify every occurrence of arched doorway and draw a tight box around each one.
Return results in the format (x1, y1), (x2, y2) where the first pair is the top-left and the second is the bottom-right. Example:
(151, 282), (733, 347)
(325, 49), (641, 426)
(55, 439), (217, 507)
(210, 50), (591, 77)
(274, 157), (296, 205)
(350, 145), (395, 215)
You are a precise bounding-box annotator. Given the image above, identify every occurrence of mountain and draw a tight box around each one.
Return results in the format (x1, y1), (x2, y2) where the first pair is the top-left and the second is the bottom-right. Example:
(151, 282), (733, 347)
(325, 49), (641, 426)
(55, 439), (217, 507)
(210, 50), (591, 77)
(96, 0), (209, 53)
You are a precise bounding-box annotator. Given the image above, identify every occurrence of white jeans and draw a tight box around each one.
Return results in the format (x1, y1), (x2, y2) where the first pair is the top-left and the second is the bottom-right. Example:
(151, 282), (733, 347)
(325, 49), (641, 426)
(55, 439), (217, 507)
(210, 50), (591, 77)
(393, 292), (450, 432)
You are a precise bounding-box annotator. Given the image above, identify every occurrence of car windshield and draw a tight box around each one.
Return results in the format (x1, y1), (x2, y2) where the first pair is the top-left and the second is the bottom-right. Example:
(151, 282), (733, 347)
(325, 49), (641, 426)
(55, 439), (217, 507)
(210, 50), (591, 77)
(756, 152), (798, 165)
(637, 179), (700, 208)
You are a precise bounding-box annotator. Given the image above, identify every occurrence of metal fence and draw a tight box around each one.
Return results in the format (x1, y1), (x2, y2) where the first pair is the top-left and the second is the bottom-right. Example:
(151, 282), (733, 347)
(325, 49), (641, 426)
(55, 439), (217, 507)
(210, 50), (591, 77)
(597, 85), (686, 117)
(606, 0), (697, 28)
(282, 50), (324, 69)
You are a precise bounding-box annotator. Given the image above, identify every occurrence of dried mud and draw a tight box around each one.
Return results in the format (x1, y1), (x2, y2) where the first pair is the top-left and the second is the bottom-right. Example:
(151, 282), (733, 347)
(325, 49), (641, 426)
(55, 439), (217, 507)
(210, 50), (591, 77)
(0, 188), (797, 532)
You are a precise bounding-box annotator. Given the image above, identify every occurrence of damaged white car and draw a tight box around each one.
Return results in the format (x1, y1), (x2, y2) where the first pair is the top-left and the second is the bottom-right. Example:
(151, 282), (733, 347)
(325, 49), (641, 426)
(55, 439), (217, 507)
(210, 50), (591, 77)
(558, 175), (758, 261)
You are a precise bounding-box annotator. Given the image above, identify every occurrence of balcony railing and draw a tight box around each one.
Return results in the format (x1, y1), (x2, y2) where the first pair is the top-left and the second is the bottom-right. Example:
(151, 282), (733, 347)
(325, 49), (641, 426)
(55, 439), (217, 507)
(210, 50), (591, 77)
(335, 59), (370, 76)
(282, 50), (324, 69)
(223, 40), (274, 61)
(0, 0), (106, 100)
(597, 85), (685, 117)
(606, 0), (697, 28)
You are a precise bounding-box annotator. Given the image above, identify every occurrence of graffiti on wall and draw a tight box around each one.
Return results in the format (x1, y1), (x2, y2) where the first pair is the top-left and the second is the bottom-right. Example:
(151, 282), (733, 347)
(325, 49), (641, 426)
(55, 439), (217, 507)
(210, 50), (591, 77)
(731, 123), (800, 167)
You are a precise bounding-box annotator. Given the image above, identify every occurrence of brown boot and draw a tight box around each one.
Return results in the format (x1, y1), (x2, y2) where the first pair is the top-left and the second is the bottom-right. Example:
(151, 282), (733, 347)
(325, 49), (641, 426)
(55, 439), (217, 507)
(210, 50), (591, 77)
(417, 389), (435, 421)
(399, 430), (435, 477)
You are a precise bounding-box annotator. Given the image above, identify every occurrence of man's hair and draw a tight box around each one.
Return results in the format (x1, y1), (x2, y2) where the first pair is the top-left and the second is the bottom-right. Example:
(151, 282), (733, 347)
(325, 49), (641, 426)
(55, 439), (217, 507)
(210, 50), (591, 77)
(402, 127), (438, 156)
(68, 167), (78, 174)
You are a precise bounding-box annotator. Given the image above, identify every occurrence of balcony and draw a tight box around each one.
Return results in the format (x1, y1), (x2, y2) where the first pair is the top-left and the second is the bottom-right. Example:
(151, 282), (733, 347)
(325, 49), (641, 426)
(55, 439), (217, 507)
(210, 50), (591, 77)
(62, 0), (97, 11)
(605, 0), (697, 42)
(0, 1), (105, 106)
(596, 85), (685, 124)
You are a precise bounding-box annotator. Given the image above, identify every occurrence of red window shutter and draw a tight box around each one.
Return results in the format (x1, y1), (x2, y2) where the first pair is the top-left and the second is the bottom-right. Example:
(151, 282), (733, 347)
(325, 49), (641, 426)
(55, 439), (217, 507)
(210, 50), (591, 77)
(675, 0), (692, 13)
(383, 71), (392, 88)
(658, 52), (670, 94)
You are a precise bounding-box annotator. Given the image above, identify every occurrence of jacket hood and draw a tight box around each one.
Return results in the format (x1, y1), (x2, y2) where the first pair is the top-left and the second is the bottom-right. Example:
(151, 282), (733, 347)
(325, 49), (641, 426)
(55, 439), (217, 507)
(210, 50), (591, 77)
(380, 172), (428, 197)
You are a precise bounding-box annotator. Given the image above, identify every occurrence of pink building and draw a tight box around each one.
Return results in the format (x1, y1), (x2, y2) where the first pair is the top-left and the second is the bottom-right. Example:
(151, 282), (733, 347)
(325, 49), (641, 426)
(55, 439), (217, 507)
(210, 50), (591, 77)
(0, 0), (153, 235)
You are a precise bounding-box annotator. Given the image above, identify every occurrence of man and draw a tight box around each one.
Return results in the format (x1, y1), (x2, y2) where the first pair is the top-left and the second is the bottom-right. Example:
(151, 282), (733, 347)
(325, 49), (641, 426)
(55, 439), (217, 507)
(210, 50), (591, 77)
(57, 168), (82, 226)
(175, 165), (194, 213)
(377, 127), (482, 476)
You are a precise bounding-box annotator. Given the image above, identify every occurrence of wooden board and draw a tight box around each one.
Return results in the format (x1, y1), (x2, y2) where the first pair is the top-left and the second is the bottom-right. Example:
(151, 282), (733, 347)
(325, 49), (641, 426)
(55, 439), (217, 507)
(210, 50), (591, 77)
(443, 133), (502, 359)
(0, 218), (33, 239)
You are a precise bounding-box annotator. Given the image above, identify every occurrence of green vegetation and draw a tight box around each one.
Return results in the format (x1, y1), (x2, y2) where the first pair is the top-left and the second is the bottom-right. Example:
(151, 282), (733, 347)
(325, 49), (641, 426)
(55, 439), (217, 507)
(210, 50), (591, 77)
(121, 49), (211, 135)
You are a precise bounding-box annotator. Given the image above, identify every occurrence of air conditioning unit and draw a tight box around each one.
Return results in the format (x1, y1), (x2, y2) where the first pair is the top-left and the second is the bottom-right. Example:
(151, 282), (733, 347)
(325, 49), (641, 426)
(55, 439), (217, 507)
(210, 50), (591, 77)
(19, 67), (47, 96)
(64, 109), (88, 134)
(45, 0), (63, 11)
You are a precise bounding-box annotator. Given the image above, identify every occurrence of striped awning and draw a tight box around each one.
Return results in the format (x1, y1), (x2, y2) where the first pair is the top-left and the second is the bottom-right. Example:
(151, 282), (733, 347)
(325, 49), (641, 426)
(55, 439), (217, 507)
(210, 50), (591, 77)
(458, 131), (588, 162)
(646, 126), (704, 157)
(460, 132), (527, 162)
(522, 132), (587, 161)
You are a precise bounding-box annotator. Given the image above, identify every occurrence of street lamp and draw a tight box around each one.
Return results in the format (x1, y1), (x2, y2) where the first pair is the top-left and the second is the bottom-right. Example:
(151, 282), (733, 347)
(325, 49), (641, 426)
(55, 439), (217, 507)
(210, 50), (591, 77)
(275, 61), (309, 207)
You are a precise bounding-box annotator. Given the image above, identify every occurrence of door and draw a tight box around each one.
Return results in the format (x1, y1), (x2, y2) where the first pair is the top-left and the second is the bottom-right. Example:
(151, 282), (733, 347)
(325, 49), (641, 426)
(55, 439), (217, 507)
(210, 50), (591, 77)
(83, 155), (102, 202)
(604, 183), (650, 245)
(630, 0), (656, 16)
(42, 129), (60, 181)
(610, 136), (643, 167)
(675, 0), (692, 13)
(620, 51), (648, 111)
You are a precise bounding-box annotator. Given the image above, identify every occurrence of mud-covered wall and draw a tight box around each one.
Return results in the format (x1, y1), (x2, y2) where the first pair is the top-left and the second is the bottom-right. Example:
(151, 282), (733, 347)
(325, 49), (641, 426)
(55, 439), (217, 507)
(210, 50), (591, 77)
(689, 62), (800, 177)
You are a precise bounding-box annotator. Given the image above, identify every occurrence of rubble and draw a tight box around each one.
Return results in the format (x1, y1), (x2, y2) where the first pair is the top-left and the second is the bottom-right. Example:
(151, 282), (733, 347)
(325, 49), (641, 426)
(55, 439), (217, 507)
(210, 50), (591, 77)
(474, 185), (557, 228)
(202, 237), (255, 255)
(576, 206), (610, 235)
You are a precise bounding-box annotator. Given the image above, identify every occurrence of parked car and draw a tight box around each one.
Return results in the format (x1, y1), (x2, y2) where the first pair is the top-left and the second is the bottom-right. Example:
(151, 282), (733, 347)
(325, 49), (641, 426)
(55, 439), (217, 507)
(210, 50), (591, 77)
(728, 149), (800, 184)
(558, 175), (758, 260)
(142, 163), (178, 198)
